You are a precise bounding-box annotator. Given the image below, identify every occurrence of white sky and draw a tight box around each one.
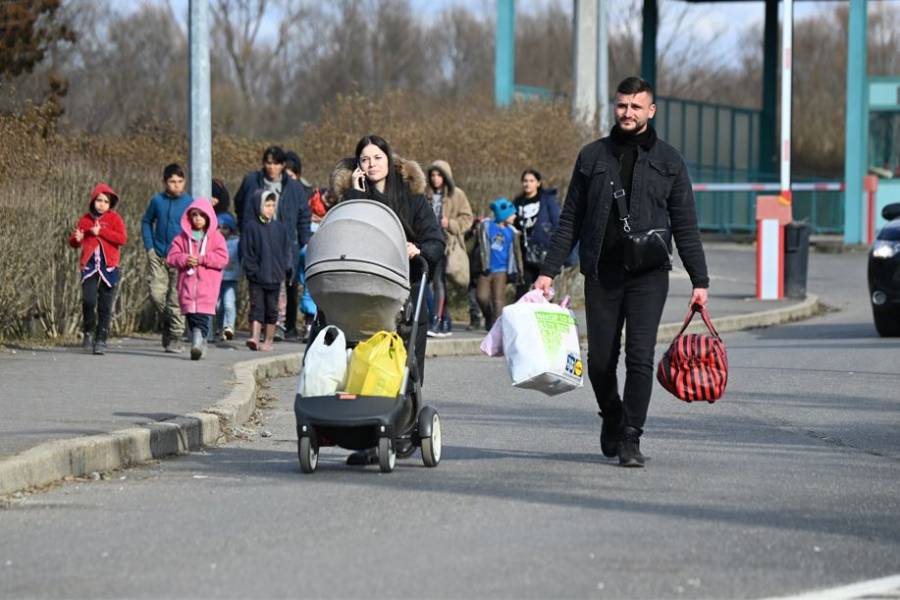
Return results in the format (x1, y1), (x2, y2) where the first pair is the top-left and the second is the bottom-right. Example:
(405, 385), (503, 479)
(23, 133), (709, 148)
(154, 0), (846, 64)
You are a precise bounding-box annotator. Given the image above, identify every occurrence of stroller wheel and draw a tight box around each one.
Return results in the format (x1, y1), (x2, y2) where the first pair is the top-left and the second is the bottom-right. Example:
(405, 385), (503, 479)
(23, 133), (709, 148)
(378, 437), (396, 473)
(420, 411), (442, 468)
(299, 436), (318, 474)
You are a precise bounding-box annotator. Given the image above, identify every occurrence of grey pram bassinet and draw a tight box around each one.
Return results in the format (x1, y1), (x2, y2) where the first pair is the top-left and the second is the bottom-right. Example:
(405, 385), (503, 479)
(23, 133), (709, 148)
(305, 199), (410, 341)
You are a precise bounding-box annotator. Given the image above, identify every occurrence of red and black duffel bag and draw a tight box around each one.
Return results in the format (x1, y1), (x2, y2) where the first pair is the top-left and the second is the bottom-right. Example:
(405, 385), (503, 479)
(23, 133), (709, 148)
(657, 305), (728, 403)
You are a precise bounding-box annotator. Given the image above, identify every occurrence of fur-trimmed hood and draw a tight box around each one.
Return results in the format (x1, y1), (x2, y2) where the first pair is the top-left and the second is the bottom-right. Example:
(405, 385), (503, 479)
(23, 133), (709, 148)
(331, 155), (426, 201)
(425, 159), (455, 196)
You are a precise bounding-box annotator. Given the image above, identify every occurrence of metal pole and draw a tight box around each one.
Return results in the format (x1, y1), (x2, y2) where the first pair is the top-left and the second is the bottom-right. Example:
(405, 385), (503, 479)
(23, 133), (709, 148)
(596, 0), (610, 134)
(494, 0), (515, 107)
(843, 0), (868, 244)
(641, 0), (657, 88)
(189, 0), (212, 200)
(573, 0), (597, 128)
(760, 0), (778, 178)
(779, 0), (793, 208)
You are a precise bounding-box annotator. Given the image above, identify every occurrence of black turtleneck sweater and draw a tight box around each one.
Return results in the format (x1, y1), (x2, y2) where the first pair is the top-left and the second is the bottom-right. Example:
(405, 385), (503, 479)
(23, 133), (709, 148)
(599, 125), (657, 263)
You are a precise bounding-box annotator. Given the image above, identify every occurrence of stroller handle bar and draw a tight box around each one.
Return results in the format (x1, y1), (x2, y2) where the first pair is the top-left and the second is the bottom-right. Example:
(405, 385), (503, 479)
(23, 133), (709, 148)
(409, 254), (429, 339)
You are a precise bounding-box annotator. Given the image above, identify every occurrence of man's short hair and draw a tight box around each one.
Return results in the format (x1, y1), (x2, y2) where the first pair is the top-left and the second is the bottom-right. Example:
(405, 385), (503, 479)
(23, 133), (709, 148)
(163, 163), (185, 180)
(262, 145), (286, 165)
(616, 77), (654, 101)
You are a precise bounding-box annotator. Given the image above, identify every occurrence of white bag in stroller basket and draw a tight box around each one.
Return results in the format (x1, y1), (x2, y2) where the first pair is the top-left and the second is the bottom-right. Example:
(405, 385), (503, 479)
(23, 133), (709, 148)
(298, 326), (348, 397)
(501, 302), (584, 396)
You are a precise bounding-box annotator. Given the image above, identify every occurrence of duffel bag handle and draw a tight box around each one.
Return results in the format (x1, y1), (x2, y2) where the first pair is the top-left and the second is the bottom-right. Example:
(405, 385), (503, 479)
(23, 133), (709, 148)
(675, 303), (721, 340)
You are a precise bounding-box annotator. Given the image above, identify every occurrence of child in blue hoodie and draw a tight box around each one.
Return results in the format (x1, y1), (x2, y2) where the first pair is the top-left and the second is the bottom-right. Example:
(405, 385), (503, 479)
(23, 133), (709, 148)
(474, 198), (524, 330)
(216, 213), (240, 341)
(242, 191), (292, 351)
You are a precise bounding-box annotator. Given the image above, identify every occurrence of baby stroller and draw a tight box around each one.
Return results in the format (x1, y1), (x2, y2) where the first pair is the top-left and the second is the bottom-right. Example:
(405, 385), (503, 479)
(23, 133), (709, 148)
(294, 199), (442, 473)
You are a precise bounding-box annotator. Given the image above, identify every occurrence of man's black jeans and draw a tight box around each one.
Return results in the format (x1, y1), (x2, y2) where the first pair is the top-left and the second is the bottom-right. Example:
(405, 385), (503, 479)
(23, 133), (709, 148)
(584, 265), (669, 433)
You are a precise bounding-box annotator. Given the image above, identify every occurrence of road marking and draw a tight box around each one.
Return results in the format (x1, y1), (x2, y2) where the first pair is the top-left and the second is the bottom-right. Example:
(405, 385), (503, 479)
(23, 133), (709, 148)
(760, 574), (900, 600)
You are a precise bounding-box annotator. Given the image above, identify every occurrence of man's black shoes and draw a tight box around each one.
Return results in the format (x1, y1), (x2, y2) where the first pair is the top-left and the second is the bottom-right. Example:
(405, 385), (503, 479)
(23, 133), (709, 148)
(618, 426), (645, 468)
(599, 412), (623, 458)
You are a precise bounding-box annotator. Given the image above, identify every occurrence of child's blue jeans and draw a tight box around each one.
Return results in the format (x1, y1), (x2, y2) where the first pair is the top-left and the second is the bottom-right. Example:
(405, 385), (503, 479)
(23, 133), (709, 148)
(216, 280), (238, 332)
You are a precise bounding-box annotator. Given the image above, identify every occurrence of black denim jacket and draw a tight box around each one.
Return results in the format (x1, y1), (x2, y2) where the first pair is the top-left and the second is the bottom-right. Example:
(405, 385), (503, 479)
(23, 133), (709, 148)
(541, 131), (709, 288)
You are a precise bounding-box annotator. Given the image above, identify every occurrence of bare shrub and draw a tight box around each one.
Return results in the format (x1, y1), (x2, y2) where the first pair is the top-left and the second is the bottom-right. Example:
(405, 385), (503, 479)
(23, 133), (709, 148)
(0, 92), (588, 341)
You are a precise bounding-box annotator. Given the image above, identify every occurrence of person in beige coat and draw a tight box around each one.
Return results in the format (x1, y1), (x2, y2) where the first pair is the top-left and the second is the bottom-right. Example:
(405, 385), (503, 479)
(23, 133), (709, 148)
(424, 159), (474, 337)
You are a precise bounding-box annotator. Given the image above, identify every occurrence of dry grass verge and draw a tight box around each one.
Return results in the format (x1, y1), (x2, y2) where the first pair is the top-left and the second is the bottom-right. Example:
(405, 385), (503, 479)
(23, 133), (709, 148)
(0, 93), (589, 341)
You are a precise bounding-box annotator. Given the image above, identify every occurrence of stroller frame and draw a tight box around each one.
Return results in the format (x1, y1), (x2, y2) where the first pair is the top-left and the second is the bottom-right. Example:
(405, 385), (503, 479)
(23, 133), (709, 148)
(294, 255), (442, 473)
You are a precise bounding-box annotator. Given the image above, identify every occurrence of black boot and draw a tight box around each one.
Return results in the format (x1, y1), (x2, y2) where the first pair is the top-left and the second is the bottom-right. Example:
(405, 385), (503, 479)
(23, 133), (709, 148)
(190, 327), (204, 361)
(82, 332), (94, 354)
(619, 426), (645, 468)
(599, 412), (623, 458)
(93, 329), (108, 355)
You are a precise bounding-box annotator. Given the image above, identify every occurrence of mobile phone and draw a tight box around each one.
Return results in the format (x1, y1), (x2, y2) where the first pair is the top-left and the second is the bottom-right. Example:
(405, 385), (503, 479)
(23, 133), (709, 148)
(356, 162), (367, 191)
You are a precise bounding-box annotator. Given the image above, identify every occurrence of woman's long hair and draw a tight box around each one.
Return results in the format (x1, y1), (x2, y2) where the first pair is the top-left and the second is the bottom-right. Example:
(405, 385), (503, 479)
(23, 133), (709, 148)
(354, 134), (415, 238)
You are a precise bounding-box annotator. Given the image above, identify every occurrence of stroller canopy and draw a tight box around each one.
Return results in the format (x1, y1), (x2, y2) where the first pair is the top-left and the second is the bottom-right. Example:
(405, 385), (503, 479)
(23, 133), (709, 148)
(306, 199), (411, 340)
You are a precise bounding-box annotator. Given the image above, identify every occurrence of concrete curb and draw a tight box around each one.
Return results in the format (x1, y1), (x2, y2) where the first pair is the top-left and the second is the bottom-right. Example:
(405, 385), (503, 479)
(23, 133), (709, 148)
(0, 294), (822, 496)
(0, 352), (303, 497)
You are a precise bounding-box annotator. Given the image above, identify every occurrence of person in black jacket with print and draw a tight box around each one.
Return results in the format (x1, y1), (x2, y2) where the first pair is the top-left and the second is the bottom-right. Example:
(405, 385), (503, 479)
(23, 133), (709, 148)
(535, 77), (710, 468)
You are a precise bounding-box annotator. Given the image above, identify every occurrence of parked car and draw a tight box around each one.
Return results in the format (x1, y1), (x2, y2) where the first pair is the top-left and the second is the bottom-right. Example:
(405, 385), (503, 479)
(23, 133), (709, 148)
(868, 202), (900, 336)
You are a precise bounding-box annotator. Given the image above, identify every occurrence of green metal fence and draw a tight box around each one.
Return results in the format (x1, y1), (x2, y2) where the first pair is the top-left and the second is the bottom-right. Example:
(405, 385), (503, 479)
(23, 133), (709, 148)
(655, 96), (844, 234)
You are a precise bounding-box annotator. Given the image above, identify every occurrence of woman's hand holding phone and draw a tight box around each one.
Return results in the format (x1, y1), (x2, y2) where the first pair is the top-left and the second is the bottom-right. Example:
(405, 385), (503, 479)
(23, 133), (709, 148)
(352, 166), (367, 192)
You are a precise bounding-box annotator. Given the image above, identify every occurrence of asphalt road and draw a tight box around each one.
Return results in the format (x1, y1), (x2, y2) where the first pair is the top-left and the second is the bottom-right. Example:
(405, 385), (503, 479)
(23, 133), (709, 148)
(2, 250), (899, 599)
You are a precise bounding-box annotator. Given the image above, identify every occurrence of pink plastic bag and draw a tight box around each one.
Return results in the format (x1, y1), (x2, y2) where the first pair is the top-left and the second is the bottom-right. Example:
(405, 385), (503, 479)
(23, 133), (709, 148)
(480, 288), (553, 357)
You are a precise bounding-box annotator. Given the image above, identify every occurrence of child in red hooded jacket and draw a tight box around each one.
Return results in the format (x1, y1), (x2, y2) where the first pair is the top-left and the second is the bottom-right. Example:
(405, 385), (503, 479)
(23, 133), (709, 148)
(166, 199), (229, 360)
(69, 183), (128, 355)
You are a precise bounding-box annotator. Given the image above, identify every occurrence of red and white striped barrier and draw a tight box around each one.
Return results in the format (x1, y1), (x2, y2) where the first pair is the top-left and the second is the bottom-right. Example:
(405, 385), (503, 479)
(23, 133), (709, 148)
(692, 182), (844, 193)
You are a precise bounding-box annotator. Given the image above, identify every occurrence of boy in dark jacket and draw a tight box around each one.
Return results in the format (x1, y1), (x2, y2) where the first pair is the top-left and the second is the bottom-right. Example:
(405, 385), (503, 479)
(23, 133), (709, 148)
(234, 146), (311, 341)
(242, 191), (292, 351)
(141, 163), (193, 352)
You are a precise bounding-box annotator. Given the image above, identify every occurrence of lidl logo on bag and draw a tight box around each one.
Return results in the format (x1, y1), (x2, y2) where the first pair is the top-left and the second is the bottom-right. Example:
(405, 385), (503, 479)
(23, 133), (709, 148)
(565, 353), (583, 377)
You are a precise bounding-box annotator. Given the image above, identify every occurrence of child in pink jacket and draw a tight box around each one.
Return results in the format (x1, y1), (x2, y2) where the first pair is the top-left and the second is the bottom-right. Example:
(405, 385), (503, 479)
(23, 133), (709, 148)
(167, 199), (229, 360)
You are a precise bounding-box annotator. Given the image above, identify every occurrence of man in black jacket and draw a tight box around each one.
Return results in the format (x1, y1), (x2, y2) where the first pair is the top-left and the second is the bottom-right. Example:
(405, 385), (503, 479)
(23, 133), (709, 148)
(535, 77), (709, 468)
(234, 146), (311, 340)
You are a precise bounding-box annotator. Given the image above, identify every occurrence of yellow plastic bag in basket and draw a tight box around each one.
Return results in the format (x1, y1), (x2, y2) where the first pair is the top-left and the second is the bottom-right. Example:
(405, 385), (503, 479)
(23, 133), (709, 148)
(345, 331), (407, 397)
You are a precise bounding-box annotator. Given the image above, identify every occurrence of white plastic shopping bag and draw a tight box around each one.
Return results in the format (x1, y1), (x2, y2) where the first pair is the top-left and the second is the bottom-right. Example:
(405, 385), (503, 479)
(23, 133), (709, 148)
(481, 289), (550, 356)
(297, 325), (348, 396)
(500, 301), (584, 396)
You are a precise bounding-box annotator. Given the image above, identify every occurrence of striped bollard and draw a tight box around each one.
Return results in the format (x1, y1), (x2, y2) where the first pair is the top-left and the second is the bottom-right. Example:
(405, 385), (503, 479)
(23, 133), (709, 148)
(755, 195), (793, 300)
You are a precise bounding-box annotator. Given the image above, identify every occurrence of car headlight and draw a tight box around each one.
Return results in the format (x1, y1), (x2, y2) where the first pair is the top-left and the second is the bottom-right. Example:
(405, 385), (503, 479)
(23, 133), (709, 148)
(872, 240), (900, 259)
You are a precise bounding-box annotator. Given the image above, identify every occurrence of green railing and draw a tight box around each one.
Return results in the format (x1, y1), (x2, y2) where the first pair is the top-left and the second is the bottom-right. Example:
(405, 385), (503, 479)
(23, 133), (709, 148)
(655, 96), (844, 234)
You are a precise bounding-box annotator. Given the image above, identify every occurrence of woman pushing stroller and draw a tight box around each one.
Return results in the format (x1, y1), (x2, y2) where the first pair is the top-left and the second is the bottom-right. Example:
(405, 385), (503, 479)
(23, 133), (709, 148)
(330, 134), (445, 465)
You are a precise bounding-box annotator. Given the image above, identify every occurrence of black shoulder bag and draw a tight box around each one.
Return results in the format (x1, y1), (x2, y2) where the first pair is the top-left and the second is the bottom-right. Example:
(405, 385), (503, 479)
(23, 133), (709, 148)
(613, 180), (672, 274)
